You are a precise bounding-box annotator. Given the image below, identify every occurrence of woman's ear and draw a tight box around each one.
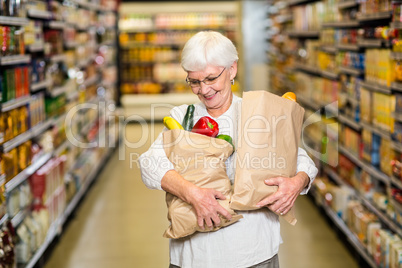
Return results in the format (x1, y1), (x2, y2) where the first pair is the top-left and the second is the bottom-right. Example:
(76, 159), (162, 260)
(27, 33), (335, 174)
(229, 61), (238, 80)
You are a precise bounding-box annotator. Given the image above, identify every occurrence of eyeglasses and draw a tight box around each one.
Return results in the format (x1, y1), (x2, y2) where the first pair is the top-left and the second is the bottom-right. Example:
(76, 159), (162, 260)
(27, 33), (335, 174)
(186, 68), (226, 88)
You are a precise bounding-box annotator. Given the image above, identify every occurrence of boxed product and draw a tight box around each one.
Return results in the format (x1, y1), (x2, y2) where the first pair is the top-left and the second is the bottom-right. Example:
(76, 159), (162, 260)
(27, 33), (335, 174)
(360, 87), (372, 123)
(361, 128), (372, 162)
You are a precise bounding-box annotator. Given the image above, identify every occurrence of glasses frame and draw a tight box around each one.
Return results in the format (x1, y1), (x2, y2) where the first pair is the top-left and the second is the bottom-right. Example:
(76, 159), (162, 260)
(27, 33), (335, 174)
(185, 67), (226, 88)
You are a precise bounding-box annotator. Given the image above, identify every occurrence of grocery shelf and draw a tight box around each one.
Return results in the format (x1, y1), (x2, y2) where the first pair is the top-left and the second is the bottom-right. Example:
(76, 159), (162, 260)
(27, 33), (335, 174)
(338, 114), (361, 131)
(324, 166), (348, 187)
(0, 55), (31, 66)
(390, 199), (402, 213)
(1, 119), (53, 153)
(338, 66), (363, 76)
(24, 219), (60, 268)
(391, 52), (402, 61)
(54, 139), (70, 157)
(320, 45), (338, 54)
(49, 85), (69, 98)
(294, 62), (321, 76)
(391, 140), (402, 154)
(320, 201), (377, 268)
(391, 82), (402, 93)
(11, 208), (29, 228)
(5, 152), (53, 194)
(1, 96), (31, 112)
(357, 11), (392, 22)
(339, 145), (390, 185)
(66, 90), (79, 101)
(287, 30), (320, 38)
(275, 14), (292, 24)
(321, 70), (339, 80)
(391, 22), (402, 29)
(359, 121), (391, 140)
(391, 176), (402, 190)
(297, 95), (321, 111)
(321, 20), (360, 28)
(27, 9), (53, 20)
(302, 133), (321, 148)
(336, 43), (360, 51)
(82, 75), (99, 88)
(30, 119), (55, 137)
(31, 79), (52, 93)
(0, 16), (29, 26)
(50, 54), (67, 63)
(337, 0), (359, 9)
(47, 21), (67, 30)
(360, 80), (392, 94)
(0, 215), (8, 228)
(345, 95), (359, 107)
(65, 41), (78, 49)
(287, 0), (320, 6)
(357, 38), (387, 48)
(26, 42), (45, 53)
(359, 196), (402, 237)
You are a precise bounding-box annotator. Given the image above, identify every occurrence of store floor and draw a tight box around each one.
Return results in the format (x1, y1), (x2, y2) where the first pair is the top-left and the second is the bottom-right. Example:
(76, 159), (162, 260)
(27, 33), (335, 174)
(45, 124), (359, 268)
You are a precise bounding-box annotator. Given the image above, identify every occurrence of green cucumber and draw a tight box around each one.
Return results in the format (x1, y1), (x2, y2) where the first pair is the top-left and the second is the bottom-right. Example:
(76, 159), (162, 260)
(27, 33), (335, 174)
(182, 104), (195, 131)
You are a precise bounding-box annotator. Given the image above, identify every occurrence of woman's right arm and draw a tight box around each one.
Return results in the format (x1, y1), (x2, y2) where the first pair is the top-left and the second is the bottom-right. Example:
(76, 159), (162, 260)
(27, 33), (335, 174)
(161, 170), (232, 230)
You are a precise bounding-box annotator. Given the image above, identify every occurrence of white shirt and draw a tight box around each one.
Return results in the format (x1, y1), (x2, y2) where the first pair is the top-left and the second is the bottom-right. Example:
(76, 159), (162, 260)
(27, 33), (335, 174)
(139, 94), (318, 268)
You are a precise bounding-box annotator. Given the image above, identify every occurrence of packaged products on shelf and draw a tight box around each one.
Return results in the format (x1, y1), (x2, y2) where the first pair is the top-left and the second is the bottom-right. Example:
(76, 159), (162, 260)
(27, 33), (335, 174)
(16, 223), (31, 264)
(29, 93), (46, 128)
(361, 128), (372, 162)
(1, 67), (30, 103)
(360, 171), (375, 199)
(371, 133), (381, 168)
(373, 92), (395, 133)
(380, 139), (395, 176)
(365, 49), (395, 87)
(360, 0), (392, 15)
(343, 126), (361, 156)
(360, 87), (372, 123)
(292, 2), (324, 31)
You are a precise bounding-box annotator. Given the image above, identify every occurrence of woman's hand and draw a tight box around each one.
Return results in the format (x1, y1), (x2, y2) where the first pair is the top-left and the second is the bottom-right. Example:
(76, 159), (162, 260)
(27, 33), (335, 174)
(187, 186), (232, 230)
(256, 172), (310, 215)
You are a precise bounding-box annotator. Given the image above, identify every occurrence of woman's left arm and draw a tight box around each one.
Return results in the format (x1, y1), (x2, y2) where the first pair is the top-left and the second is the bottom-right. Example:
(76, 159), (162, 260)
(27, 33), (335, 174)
(256, 147), (318, 215)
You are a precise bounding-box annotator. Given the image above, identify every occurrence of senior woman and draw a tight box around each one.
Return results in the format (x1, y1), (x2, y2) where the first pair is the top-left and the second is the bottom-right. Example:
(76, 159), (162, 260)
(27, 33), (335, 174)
(139, 31), (318, 268)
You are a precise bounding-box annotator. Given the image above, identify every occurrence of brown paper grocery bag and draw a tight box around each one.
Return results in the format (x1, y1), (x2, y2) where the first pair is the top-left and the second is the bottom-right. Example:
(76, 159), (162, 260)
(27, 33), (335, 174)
(230, 91), (305, 225)
(163, 129), (242, 239)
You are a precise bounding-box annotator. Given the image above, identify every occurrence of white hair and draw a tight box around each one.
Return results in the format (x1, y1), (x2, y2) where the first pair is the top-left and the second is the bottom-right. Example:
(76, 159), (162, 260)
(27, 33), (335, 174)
(181, 31), (239, 72)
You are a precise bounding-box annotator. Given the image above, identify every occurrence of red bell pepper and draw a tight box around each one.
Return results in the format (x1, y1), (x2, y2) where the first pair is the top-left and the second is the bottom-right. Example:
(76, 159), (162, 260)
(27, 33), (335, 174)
(191, 116), (219, 137)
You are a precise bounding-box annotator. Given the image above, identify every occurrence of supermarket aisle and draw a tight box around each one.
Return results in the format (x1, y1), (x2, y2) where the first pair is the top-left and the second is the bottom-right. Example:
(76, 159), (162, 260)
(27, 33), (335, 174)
(45, 123), (358, 268)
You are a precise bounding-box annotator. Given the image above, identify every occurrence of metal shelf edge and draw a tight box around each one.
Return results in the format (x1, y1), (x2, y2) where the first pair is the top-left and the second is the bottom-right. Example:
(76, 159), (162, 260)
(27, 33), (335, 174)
(321, 204), (378, 268)
(5, 152), (52, 193)
(2, 96), (31, 112)
(338, 114), (361, 131)
(0, 55), (31, 66)
(31, 79), (52, 92)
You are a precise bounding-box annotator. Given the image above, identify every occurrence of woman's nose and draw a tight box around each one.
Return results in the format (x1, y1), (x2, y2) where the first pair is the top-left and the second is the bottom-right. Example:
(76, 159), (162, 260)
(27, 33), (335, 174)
(198, 82), (210, 94)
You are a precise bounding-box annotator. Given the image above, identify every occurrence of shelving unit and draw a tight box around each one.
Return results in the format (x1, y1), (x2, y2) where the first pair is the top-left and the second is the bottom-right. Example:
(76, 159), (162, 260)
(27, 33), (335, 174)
(118, 1), (240, 111)
(268, 0), (402, 267)
(0, 0), (119, 266)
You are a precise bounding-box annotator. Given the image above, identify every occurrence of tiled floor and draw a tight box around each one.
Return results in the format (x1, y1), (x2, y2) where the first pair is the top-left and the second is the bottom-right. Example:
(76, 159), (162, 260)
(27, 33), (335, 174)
(45, 124), (359, 268)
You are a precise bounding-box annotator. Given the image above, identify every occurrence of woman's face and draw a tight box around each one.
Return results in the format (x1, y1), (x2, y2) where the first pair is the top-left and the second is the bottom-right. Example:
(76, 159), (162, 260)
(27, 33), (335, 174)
(187, 62), (237, 118)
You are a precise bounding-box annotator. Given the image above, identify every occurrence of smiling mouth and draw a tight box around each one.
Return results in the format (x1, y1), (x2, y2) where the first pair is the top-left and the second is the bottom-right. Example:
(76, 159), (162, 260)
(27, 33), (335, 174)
(203, 91), (218, 99)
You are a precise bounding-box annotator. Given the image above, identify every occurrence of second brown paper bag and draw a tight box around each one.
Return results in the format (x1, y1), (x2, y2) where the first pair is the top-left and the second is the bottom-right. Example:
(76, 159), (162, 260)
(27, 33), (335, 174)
(230, 91), (305, 225)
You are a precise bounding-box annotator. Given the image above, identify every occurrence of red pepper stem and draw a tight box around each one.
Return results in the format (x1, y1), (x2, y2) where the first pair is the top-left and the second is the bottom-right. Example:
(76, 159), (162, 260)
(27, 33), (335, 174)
(207, 122), (214, 129)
